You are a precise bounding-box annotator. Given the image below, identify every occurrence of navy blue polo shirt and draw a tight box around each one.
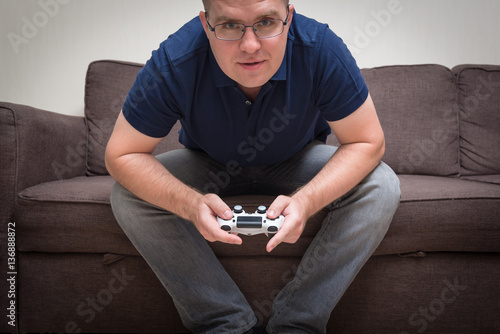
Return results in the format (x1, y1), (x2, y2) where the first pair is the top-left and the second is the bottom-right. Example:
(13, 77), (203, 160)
(123, 11), (369, 167)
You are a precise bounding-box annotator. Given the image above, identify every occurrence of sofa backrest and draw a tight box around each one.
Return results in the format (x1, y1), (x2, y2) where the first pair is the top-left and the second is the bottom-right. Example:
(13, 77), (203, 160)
(84, 60), (499, 178)
(361, 64), (460, 176)
(452, 65), (500, 178)
(84, 60), (182, 176)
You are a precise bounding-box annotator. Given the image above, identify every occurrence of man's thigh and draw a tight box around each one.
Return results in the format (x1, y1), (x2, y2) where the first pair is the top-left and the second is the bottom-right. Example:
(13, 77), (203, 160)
(250, 141), (338, 196)
(156, 142), (337, 198)
(155, 148), (254, 197)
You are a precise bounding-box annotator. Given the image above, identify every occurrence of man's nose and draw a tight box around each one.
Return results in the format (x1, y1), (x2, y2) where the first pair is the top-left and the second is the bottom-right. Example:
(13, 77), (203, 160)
(239, 26), (261, 53)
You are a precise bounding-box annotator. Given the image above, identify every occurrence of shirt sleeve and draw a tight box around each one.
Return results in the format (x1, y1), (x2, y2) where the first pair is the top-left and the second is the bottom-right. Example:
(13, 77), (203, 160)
(314, 27), (369, 122)
(122, 45), (182, 138)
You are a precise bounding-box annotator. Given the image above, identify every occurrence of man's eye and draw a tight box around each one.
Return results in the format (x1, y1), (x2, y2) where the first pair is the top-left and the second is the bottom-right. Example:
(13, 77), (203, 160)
(222, 23), (240, 30)
(260, 20), (273, 27)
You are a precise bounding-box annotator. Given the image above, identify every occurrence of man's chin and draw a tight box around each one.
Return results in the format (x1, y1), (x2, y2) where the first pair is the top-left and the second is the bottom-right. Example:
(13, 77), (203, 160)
(236, 75), (272, 90)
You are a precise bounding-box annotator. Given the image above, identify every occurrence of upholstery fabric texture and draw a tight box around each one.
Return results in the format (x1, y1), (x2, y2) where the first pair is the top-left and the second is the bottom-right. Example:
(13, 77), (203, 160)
(2, 61), (499, 334)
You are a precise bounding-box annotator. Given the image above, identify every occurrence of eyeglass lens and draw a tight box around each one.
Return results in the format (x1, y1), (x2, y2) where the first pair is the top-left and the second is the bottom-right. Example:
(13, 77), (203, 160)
(215, 20), (284, 40)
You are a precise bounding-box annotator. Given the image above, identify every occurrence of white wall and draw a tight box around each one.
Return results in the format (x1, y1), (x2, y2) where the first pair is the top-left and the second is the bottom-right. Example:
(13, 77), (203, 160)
(1, 0), (500, 117)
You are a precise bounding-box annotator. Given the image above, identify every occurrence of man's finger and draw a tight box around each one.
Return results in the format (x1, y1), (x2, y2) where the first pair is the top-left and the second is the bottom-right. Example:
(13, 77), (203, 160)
(214, 226), (243, 245)
(267, 195), (291, 219)
(204, 213), (242, 245)
(266, 229), (285, 252)
(205, 193), (232, 219)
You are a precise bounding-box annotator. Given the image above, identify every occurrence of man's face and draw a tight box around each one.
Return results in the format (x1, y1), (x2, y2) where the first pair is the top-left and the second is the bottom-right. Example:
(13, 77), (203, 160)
(200, 0), (293, 93)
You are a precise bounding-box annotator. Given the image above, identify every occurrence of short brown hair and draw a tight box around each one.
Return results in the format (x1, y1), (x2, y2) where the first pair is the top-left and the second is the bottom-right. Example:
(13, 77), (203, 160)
(202, 0), (290, 15)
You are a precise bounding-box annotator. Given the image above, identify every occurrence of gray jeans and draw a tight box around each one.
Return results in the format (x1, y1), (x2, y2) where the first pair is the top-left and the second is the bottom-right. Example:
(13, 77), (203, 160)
(110, 142), (401, 334)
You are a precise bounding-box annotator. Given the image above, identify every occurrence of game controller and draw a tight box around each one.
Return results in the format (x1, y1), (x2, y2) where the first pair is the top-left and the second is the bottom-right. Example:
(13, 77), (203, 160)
(217, 205), (284, 237)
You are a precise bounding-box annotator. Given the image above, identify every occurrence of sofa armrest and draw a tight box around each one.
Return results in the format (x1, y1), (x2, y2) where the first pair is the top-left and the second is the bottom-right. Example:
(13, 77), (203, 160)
(1, 101), (87, 334)
(0, 102), (87, 197)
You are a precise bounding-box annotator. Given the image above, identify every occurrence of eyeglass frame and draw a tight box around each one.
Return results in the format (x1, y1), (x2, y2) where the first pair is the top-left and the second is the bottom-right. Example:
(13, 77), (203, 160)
(205, 5), (291, 41)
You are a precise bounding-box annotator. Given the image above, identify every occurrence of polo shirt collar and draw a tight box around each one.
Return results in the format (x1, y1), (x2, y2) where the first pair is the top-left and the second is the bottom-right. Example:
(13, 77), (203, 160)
(209, 47), (287, 88)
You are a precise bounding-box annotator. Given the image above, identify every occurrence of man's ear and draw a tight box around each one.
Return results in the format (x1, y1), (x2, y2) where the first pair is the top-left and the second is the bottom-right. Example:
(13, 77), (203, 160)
(199, 11), (209, 37)
(288, 4), (294, 25)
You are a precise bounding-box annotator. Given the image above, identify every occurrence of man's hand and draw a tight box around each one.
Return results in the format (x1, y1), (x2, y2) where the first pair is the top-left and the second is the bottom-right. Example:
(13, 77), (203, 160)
(191, 194), (243, 245)
(265, 195), (310, 253)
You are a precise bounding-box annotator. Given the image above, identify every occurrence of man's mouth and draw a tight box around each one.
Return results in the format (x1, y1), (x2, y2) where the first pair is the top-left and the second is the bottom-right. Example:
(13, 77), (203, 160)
(239, 60), (265, 70)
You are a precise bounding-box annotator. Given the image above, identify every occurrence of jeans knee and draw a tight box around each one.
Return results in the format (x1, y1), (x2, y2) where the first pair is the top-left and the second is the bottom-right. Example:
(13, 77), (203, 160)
(110, 181), (125, 211)
(371, 162), (401, 213)
(109, 181), (138, 228)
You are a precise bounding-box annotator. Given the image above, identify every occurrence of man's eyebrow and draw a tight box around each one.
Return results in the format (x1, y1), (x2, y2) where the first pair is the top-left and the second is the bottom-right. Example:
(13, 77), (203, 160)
(212, 9), (280, 24)
(256, 9), (281, 20)
(212, 15), (235, 24)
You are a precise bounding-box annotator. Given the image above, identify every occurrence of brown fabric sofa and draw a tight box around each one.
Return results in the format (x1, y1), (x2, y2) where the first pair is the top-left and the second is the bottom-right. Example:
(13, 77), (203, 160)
(1, 60), (499, 334)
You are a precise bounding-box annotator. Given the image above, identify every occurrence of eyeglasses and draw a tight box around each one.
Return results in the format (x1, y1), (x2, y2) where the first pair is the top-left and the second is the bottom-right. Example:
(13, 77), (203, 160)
(206, 5), (290, 41)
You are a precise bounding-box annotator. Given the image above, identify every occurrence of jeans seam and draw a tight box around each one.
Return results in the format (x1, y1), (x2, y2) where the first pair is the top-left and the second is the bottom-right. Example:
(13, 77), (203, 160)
(271, 213), (333, 323)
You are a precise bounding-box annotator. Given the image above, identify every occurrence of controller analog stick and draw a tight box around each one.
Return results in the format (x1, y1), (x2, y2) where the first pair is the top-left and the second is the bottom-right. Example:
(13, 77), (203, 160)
(267, 226), (278, 232)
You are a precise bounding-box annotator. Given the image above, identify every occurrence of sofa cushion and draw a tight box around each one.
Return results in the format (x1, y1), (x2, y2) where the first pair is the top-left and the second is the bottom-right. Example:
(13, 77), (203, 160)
(15, 175), (500, 256)
(452, 65), (500, 176)
(375, 175), (500, 255)
(361, 65), (459, 176)
(19, 175), (114, 204)
(16, 176), (137, 255)
(462, 174), (500, 185)
(84, 60), (183, 176)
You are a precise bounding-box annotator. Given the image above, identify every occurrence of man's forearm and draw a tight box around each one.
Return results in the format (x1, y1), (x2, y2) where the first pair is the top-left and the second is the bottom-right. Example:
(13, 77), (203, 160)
(291, 142), (384, 219)
(107, 153), (202, 222)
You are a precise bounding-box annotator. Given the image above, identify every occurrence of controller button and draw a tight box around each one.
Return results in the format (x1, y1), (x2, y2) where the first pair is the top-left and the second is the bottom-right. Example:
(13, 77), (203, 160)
(257, 205), (267, 214)
(221, 225), (231, 232)
(268, 226), (278, 232)
(234, 205), (243, 214)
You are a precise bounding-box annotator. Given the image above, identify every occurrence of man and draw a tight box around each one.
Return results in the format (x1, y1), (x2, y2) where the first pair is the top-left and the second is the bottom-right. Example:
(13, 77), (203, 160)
(106, 0), (401, 333)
